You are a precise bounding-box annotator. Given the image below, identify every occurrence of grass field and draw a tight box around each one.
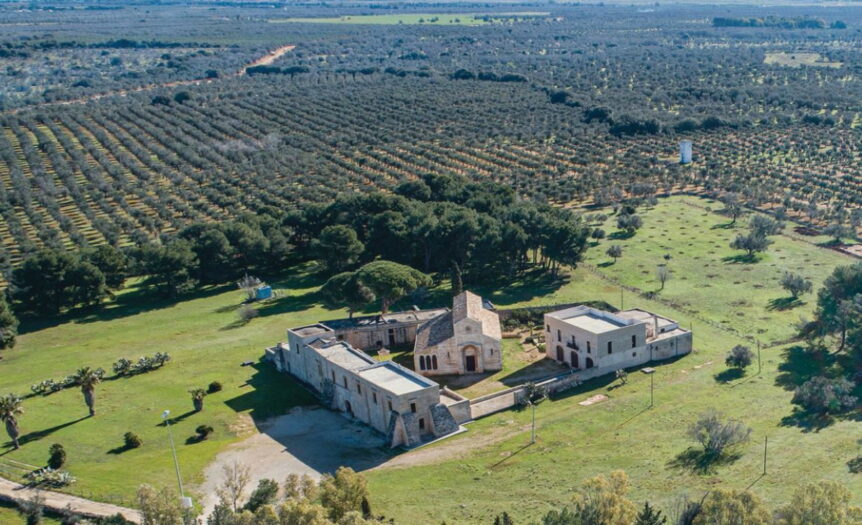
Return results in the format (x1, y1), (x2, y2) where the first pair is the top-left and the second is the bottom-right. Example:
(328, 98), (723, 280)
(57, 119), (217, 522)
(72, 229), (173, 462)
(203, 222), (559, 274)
(0, 196), (859, 522)
(764, 51), (842, 68)
(268, 13), (548, 25)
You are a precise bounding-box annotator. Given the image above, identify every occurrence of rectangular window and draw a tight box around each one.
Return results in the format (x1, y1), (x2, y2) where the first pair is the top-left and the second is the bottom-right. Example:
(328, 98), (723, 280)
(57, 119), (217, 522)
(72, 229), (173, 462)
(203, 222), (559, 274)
(608, 341), (613, 354)
(587, 341), (591, 353)
(373, 392), (377, 404)
(419, 418), (425, 430)
(356, 382), (361, 394)
(632, 335), (637, 348)
(343, 376), (348, 388)
(557, 330), (561, 342)
(546, 324), (550, 332)
(331, 371), (336, 382)
(387, 400), (393, 411)
(410, 402), (417, 413)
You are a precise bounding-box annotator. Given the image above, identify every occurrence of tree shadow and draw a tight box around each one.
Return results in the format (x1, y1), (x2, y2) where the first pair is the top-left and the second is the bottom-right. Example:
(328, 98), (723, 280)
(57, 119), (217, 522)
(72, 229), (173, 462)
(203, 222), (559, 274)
(156, 410), (197, 427)
(255, 290), (320, 318)
(609, 230), (635, 240)
(847, 456), (862, 474)
(597, 260), (616, 268)
(224, 362), (316, 421)
(767, 297), (804, 311)
(107, 444), (137, 455)
(668, 447), (742, 474)
(779, 408), (836, 433)
(714, 368), (744, 383)
(774, 345), (831, 391)
(17, 282), (234, 335)
(473, 268), (569, 307)
(722, 253), (759, 264)
(1, 416), (90, 452)
(710, 221), (736, 230)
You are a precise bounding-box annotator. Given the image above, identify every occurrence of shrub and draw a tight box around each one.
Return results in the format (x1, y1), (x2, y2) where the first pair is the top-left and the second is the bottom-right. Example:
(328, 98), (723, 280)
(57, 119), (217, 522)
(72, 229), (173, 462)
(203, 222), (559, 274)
(725, 345), (753, 369)
(238, 305), (259, 322)
(244, 478), (279, 512)
(112, 358), (132, 376)
(26, 468), (76, 488)
(195, 425), (214, 441)
(792, 376), (857, 415)
(207, 381), (223, 394)
(687, 410), (751, 458)
(123, 432), (143, 449)
(47, 444), (66, 470)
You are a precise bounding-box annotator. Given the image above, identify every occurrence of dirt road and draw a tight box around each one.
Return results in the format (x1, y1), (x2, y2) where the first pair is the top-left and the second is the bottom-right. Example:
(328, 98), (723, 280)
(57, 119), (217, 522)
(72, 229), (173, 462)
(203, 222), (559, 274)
(0, 476), (142, 523)
(5, 44), (295, 115)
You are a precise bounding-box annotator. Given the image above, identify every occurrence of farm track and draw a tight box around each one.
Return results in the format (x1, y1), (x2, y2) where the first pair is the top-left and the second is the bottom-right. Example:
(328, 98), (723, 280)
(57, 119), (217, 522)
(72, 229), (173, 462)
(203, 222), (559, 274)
(3, 45), (296, 116)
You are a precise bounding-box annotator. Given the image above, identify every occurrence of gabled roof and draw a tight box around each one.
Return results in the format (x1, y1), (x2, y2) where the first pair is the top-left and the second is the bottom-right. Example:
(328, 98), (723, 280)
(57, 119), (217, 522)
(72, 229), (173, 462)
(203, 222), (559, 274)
(415, 291), (501, 352)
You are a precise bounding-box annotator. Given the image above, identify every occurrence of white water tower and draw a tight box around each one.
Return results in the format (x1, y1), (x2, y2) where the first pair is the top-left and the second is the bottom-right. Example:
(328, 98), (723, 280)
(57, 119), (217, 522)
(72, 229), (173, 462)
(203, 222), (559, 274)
(680, 141), (693, 164)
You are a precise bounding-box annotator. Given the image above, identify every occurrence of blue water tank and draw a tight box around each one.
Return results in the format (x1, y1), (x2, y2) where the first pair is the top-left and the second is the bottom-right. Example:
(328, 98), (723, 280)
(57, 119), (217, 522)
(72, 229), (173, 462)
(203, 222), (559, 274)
(255, 285), (273, 300)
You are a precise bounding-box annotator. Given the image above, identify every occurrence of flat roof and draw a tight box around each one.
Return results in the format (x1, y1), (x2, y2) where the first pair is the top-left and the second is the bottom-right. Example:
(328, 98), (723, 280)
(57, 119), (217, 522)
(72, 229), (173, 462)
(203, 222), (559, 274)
(358, 362), (434, 395)
(292, 324), (332, 337)
(561, 312), (626, 333)
(321, 308), (448, 330)
(316, 342), (375, 370)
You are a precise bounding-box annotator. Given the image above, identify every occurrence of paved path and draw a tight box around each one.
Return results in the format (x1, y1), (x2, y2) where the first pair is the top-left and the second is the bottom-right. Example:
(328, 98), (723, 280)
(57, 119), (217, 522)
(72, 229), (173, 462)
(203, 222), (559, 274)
(0, 476), (142, 523)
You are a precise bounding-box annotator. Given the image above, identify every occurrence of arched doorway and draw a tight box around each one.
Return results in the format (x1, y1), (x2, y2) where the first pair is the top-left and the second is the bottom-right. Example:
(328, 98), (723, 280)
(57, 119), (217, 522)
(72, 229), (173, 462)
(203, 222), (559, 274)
(586, 357), (594, 369)
(345, 401), (353, 416)
(570, 351), (579, 369)
(463, 345), (478, 372)
(556, 345), (564, 362)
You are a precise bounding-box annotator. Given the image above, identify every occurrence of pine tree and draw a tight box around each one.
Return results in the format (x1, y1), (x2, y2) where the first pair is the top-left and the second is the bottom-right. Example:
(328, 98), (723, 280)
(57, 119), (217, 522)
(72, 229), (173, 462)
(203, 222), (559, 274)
(635, 502), (667, 525)
(0, 293), (18, 350)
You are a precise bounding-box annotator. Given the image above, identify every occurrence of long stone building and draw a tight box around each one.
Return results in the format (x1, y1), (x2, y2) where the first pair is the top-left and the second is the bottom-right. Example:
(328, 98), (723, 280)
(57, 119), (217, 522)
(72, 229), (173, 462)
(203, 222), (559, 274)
(544, 305), (692, 371)
(267, 322), (469, 448)
(319, 308), (448, 351)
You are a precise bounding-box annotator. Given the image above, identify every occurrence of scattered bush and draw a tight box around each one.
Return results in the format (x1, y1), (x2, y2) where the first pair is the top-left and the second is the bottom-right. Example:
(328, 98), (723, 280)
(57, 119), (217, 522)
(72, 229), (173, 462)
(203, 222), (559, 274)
(195, 425), (214, 441)
(26, 467), (76, 488)
(244, 478), (279, 512)
(207, 381), (223, 394)
(47, 444), (66, 470)
(124, 432), (143, 449)
(725, 345), (753, 369)
(238, 304), (259, 322)
(687, 410), (751, 458)
(112, 358), (132, 376)
(792, 376), (857, 415)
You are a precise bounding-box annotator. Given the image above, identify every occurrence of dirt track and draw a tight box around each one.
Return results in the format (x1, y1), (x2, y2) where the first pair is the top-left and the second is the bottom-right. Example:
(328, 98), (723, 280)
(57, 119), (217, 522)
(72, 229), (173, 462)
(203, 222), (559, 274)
(0, 476), (142, 523)
(5, 44), (296, 115)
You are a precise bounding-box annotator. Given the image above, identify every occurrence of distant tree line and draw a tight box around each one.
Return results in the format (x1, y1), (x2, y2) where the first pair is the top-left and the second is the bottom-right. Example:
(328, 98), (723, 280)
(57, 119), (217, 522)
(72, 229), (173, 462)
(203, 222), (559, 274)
(712, 16), (844, 29)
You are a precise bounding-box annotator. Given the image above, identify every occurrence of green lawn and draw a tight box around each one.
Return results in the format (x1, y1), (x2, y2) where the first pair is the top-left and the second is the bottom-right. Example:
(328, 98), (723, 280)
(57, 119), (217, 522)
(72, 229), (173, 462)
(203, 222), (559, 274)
(0, 196), (858, 522)
(268, 13), (548, 26)
(364, 196), (861, 523)
(0, 502), (62, 525)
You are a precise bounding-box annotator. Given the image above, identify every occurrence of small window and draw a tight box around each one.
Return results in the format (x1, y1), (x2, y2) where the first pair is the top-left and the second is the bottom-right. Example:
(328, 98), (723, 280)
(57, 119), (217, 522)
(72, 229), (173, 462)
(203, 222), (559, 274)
(419, 418), (425, 430)
(631, 335), (637, 348)
(587, 341), (591, 353)
(410, 402), (417, 413)
(465, 326), (471, 333)
(546, 324), (550, 332)
(608, 341), (613, 354)
(632, 352), (637, 358)
(373, 392), (378, 404)
(331, 371), (336, 382)
(336, 334), (344, 341)
(557, 330), (561, 342)
(489, 348), (493, 355)
(356, 382), (361, 394)
(343, 376), (348, 388)
(387, 400), (393, 411)
(419, 356), (426, 370)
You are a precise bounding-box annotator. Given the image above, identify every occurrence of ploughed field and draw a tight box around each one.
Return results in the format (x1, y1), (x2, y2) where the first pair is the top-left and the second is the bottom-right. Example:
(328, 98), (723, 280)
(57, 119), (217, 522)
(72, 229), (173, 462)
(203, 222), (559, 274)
(0, 197), (858, 520)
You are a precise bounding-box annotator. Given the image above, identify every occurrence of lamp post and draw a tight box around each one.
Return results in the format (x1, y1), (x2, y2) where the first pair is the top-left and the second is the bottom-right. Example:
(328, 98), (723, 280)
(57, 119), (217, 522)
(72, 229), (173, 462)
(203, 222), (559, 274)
(162, 410), (193, 510)
(531, 401), (537, 444)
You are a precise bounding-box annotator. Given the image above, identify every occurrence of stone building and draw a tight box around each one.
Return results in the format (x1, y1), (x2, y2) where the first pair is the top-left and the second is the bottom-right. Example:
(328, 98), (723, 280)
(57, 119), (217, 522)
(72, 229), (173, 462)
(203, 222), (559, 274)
(320, 308), (448, 351)
(267, 322), (466, 448)
(413, 291), (503, 376)
(544, 306), (691, 372)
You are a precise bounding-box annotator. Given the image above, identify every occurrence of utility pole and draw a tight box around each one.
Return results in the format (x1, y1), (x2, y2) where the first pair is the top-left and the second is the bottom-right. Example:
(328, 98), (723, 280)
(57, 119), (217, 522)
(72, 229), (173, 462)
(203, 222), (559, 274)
(762, 436), (768, 475)
(649, 372), (654, 408)
(620, 288), (624, 310)
(162, 410), (192, 510)
(757, 340), (762, 375)
(531, 402), (537, 444)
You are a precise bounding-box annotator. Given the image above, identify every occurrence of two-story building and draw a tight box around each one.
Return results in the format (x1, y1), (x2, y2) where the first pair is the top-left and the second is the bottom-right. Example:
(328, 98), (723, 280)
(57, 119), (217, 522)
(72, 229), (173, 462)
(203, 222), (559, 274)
(544, 306), (691, 372)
